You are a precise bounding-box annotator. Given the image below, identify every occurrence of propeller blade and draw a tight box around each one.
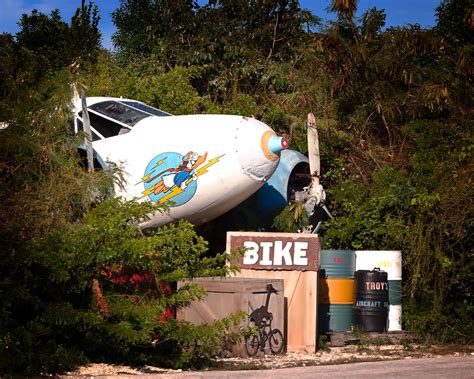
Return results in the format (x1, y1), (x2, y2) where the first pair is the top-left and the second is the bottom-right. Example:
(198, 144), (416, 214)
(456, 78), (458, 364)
(307, 113), (320, 185)
(322, 204), (334, 220)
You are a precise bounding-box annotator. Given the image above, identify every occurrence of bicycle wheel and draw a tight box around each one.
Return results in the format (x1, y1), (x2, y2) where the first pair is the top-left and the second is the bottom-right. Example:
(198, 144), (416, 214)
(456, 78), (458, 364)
(269, 329), (284, 354)
(245, 334), (260, 356)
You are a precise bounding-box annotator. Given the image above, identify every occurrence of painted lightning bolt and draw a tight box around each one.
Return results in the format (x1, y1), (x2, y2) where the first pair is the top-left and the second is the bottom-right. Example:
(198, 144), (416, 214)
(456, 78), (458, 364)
(195, 154), (225, 177)
(157, 186), (183, 204)
(141, 185), (158, 197)
(135, 157), (168, 185)
(149, 154), (225, 205)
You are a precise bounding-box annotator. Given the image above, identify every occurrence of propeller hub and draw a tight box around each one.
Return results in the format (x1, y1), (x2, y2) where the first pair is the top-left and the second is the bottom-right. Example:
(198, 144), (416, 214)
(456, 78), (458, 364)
(267, 135), (288, 155)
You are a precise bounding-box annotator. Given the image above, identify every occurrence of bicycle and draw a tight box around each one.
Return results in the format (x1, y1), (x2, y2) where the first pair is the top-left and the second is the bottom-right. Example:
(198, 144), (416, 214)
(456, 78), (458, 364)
(245, 284), (284, 356)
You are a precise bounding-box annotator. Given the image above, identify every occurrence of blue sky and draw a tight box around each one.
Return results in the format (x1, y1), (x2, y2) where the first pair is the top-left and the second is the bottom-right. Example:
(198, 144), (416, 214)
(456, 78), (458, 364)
(0, 0), (442, 50)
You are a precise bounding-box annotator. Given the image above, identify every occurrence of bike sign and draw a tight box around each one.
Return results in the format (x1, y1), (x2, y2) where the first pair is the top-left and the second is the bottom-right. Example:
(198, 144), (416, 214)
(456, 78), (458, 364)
(227, 232), (319, 271)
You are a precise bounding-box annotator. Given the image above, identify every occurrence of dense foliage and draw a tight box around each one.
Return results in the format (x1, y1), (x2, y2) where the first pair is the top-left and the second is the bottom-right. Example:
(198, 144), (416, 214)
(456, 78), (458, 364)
(0, 2), (242, 375)
(0, 0), (472, 374)
(103, 0), (473, 344)
(0, 63), (242, 374)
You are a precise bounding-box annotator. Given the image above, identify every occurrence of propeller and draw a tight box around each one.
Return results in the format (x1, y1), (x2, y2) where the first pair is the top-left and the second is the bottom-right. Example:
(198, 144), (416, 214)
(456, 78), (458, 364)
(294, 113), (333, 233)
(306, 113), (326, 213)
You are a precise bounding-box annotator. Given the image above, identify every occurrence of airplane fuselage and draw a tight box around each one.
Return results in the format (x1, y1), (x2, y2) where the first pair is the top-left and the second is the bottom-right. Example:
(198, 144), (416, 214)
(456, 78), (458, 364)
(74, 97), (288, 229)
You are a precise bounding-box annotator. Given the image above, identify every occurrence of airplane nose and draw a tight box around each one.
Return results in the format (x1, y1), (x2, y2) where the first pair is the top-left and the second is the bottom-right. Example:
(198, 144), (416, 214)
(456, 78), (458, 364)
(236, 117), (288, 182)
(262, 131), (289, 160)
(269, 135), (289, 153)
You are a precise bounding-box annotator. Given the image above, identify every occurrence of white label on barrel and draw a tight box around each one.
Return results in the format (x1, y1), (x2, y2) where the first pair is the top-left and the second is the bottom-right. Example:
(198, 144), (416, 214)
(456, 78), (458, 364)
(365, 281), (388, 290)
(356, 300), (389, 308)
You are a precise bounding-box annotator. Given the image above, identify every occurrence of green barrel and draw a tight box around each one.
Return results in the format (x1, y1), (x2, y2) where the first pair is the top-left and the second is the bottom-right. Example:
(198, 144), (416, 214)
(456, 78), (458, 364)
(318, 304), (353, 333)
(319, 250), (356, 279)
(319, 250), (356, 332)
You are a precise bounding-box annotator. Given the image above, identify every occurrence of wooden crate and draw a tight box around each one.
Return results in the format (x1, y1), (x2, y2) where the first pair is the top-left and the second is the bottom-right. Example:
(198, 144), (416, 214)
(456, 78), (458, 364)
(177, 277), (285, 356)
(235, 269), (317, 353)
(226, 231), (319, 353)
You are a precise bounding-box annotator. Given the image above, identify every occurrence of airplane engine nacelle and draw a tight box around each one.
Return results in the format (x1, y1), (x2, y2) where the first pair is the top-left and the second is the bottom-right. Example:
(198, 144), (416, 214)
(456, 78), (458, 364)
(203, 150), (310, 233)
(252, 149), (310, 214)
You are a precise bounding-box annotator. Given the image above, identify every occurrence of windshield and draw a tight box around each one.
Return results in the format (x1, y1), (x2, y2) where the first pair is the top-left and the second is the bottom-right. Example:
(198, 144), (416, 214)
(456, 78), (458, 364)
(89, 101), (151, 127)
(121, 101), (171, 117)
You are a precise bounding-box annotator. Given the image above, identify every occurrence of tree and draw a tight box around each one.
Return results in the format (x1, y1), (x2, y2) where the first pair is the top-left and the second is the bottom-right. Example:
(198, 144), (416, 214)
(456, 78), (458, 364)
(112, 0), (198, 63)
(436, 0), (473, 44)
(68, 0), (102, 65)
(15, 1), (101, 71)
(330, 0), (357, 20)
(16, 9), (69, 71)
(1, 2), (102, 124)
(111, 1), (309, 101)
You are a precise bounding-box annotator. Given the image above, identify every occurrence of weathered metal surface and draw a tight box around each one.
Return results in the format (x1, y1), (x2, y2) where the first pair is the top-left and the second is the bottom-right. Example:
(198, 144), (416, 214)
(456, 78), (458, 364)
(227, 231), (319, 271)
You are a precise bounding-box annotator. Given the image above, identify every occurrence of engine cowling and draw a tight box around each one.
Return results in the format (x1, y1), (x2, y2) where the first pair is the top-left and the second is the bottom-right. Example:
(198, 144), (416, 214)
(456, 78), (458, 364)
(199, 150), (310, 234)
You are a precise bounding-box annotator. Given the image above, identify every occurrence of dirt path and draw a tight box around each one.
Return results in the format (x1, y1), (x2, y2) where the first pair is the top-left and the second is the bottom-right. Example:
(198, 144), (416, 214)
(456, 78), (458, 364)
(64, 344), (474, 376)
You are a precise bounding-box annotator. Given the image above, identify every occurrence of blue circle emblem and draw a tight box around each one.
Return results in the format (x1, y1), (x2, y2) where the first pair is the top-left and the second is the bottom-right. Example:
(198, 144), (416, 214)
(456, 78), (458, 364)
(143, 152), (197, 207)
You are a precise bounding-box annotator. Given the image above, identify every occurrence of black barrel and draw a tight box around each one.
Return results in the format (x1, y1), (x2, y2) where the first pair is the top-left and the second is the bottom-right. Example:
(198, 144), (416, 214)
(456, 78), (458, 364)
(353, 268), (389, 332)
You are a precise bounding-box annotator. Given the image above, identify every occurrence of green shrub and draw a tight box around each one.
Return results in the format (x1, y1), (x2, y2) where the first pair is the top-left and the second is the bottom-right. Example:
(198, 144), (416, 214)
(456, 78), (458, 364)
(0, 69), (242, 374)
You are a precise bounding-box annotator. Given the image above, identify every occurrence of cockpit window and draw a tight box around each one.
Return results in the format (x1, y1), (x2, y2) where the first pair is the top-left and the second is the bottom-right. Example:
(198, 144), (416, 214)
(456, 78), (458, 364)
(121, 101), (171, 117)
(78, 110), (127, 139)
(76, 99), (171, 140)
(89, 101), (150, 127)
(76, 118), (101, 141)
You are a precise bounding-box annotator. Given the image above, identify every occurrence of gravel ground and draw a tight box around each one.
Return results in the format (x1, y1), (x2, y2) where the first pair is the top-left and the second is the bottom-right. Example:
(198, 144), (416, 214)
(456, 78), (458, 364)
(64, 343), (474, 376)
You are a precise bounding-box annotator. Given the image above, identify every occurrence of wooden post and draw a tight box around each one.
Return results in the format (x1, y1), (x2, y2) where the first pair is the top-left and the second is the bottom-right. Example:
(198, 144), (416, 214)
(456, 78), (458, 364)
(80, 89), (94, 172)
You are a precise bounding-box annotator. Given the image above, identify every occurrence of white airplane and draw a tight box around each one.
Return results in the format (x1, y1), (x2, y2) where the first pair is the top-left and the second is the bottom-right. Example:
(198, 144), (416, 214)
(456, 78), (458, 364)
(73, 96), (317, 230)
